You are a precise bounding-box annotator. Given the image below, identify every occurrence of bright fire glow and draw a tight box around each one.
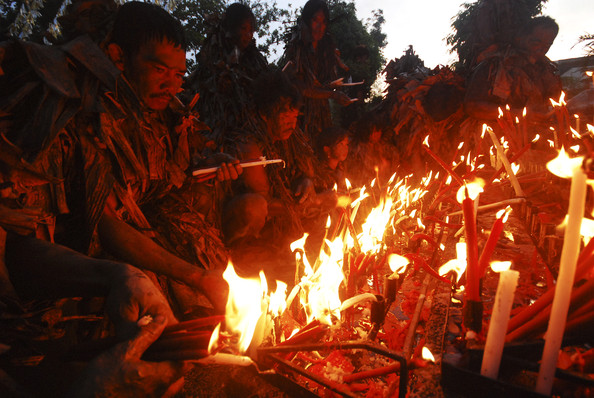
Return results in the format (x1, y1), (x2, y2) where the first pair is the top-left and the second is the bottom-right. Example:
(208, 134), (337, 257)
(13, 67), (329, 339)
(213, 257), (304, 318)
(298, 236), (345, 325)
(439, 242), (467, 282)
(546, 148), (583, 179)
(490, 261), (512, 273)
(388, 253), (409, 276)
(497, 206), (512, 223)
(456, 180), (484, 203)
(422, 346), (435, 362)
(222, 263), (268, 353)
(550, 92), (566, 107)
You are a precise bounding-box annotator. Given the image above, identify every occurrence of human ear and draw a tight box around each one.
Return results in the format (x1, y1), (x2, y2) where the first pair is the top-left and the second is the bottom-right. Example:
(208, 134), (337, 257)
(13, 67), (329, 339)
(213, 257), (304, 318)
(107, 43), (125, 72)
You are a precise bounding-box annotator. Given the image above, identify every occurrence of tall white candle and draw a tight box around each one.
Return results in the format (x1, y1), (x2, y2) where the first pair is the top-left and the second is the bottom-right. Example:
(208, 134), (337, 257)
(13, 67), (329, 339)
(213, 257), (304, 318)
(481, 266), (519, 379)
(536, 163), (587, 395)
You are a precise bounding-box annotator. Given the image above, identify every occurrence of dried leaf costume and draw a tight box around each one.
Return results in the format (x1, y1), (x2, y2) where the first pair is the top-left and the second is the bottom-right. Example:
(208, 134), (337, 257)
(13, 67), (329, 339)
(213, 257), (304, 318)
(184, 10), (269, 147)
(0, 35), (122, 385)
(282, 20), (343, 144)
(223, 117), (315, 241)
(0, 34), (228, 319)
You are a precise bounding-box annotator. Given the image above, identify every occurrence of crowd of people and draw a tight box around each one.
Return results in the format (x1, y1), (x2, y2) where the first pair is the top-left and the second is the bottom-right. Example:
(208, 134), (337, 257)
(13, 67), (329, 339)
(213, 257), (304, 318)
(0, 0), (563, 396)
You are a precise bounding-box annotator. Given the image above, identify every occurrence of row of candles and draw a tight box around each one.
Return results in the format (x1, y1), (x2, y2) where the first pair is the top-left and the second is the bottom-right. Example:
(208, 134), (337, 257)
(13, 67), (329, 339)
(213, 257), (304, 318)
(454, 122), (590, 395)
(169, 101), (592, 391)
(426, 98), (591, 395)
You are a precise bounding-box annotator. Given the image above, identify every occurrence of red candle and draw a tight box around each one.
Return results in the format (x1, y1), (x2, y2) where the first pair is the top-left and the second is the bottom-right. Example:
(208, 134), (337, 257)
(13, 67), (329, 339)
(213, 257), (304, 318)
(463, 196), (479, 301)
(422, 143), (464, 186)
(457, 184), (483, 302)
(478, 206), (511, 277)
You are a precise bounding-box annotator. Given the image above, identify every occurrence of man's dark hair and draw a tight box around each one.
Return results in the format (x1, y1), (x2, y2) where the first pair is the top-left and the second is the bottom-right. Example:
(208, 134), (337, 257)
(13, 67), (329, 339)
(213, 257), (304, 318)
(110, 1), (186, 57)
(318, 125), (349, 157)
(522, 15), (559, 37)
(254, 70), (302, 116)
(222, 3), (256, 34)
(301, 0), (329, 27)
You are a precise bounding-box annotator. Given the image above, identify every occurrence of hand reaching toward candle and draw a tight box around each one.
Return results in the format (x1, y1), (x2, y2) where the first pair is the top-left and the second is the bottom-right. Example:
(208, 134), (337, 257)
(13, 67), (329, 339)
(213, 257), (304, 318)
(193, 269), (229, 314)
(68, 314), (189, 398)
(294, 177), (316, 205)
(105, 264), (177, 340)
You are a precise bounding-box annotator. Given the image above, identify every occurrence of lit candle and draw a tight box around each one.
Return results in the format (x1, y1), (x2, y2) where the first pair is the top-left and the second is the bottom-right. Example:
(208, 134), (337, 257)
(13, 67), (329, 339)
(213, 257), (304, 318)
(458, 182), (484, 332)
(574, 114), (580, 136)
(478, 206), (512, 277)
(457, 184), (482, 302)
(422, 136), (464, 186)
(484, 124), (525, 197)
(481, 262), (519, 379)
(536, 152), (587, 395)
(521, 107), (528, 147)
(384, 253), (409, 302)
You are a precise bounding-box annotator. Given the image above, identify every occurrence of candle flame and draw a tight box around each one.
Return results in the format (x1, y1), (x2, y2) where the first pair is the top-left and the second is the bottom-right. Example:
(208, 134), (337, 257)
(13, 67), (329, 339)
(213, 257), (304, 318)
(208, 323), (221, 353)
(490, 261), (512, 273)
(422, 346), (435, 362)
(456, 180), (484, 203)
(550, 92), (566, 107)
(546, 148), (583, 179)
(221, 262), (268, 353)
(496, 206), (512, 223)
(511, 163), (520, 175)
(438, 242), (467, 282)
(570, 127), (581, 139)
(388, 253), (409, 274)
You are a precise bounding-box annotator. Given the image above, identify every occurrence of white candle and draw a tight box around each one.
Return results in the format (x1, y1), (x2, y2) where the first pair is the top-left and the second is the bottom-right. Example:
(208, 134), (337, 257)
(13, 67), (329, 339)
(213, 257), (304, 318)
(481, 267), (519, 379)
(536, 163), (587, 395)
(484, 125), (525, 197)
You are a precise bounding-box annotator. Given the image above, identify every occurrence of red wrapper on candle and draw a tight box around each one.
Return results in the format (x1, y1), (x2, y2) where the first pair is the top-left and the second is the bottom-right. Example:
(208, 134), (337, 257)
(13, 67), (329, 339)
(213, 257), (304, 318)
(422, 144), (464, 186)
(478, 207), (511, 277)
(462, 193), (480, 301)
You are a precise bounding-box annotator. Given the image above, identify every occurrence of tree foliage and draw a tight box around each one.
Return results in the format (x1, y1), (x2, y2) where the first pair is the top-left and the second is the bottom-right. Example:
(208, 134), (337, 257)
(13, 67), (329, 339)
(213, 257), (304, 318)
(579, 33), (594, 56)
(446, 0), (547, 74)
